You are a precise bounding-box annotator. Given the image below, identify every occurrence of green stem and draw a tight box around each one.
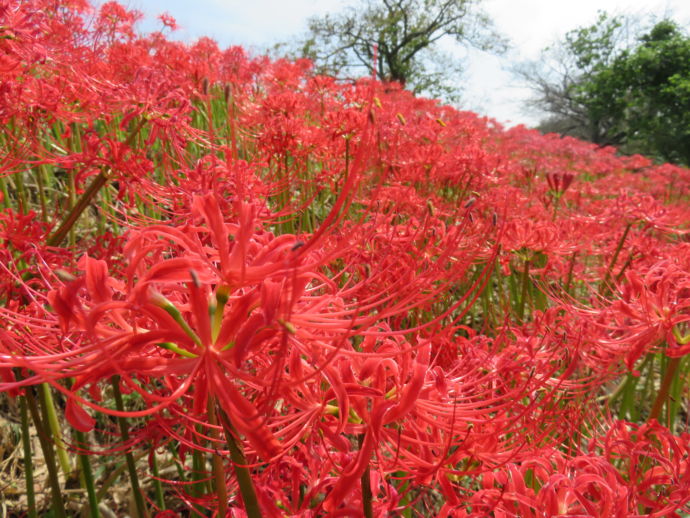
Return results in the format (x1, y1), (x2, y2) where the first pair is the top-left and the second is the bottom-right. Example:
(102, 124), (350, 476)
(35, 165), (47, 222)
(40, 383), (71, 476)
(25, 386), (67, 518)
(19, 395), (37, 518)
(208, 398), (228, 517)
(551, 191), (561, 220)
(517, 259), (531, 322)
(0, 174), (10, 209)
(151, 451), (165, 511)
(96, 450), (149, 502)
(150, 294), (202, 347)
(564, 252), (577, 294)
(68, 164), (76, 246)
(615, 354), (653, 420)
(156, 341), (198, 358)
(191, 448), (207, 500)
(648, 356), (681, 424)
(47, 170), (108, 247)
(217, 407), (262, 518)
(211, 286), (230, 343)
(15, 169), (27, 214)
(75, 429), (101, 518)
(599, 223), (631, 296)
(111, 376), (149, 518)
(614, 252), (635, 283)
(480, 270), (493, 328)
(668, 356), (686, 428)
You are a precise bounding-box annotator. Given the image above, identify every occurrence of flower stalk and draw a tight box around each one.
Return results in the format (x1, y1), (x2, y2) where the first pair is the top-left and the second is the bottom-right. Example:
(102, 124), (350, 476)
(25, 385), (67, 518)
(599, 223), (632, 297)
(19, 395), (37, 518)
(40, 384), (71, 476)
(111, 376), (148, 518)
(648, 355), (682, 424)
(75, 428), (101, 518)
(208, 397), (228, 517)
(217, 406), (262, 518)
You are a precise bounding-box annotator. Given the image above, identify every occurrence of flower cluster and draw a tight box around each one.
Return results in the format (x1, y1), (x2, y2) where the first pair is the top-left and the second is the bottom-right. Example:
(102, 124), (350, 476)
(0, 1), (689, 516)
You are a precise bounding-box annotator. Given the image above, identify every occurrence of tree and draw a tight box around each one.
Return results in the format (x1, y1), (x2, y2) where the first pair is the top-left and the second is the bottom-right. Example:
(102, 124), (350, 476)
(514, 12), (632, 146)
(517, 12), (690, 166)
(278, 0), (506, 102)
(601, 20), (690, 165)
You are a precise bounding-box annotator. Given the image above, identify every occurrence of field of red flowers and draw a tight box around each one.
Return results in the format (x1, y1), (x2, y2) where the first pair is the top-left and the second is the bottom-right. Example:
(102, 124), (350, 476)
(0, 1), (689, 516)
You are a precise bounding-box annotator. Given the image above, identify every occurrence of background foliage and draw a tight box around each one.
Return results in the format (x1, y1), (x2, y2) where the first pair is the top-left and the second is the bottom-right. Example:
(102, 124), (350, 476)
(519, 11), (690, 166)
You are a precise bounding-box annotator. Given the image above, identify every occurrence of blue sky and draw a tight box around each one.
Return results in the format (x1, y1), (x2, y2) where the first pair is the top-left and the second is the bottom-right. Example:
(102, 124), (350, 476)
(119, 0), (690, 127)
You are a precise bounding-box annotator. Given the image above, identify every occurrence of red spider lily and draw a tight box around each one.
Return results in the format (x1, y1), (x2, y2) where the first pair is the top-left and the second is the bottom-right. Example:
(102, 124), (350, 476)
(157, 13), (178, 31)
(3, 194), (321, 447)
(546, 170), (575, 195)
(579, 254), (690, 370)
(0, 190), (504, 515)
(459, 420), (690, 517)
(2, 1), (690, 516)
(0, 209), (49, 258)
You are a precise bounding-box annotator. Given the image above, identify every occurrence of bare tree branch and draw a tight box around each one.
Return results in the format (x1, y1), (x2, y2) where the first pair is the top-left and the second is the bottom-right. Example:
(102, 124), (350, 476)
(275, 0), (507, 102)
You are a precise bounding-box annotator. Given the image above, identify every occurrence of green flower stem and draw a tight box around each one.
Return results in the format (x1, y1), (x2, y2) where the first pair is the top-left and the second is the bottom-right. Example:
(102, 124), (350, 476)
(668, 356), (686, 428)
(111, 376), (149, 518)
(67, 378), (100, 518)
(25, 386), (66, 518)
(151, 451), (166, 511)
(191, 447), (207, 500)
(14, 168), (27, 213)
(0, 174), (10, 209)
(67, 162), (76, 246)
(208, 397), (228, 517)
(217, 407), (262, 518)
(648, 355), (682, 424)
(564, 252), (577, 294)
(35, 165), (47, 222)
(614, 252), (635, 282)
(551, 191), (562, 219)
(599, 223), (631, 297)
(480, 270), (493, 328)
(19, 395), (37, 518)
(517, 259), (531, 322)
(75, 429), (101, 518)
(96, 450), (149, 502)
(40, 383), (71, 476)
(46, 170), (108, 247)
(614, 354), (653, 421)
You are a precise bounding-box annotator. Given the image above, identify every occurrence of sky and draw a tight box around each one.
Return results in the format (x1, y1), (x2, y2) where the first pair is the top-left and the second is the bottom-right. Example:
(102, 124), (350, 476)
(120, 0), (690, 128)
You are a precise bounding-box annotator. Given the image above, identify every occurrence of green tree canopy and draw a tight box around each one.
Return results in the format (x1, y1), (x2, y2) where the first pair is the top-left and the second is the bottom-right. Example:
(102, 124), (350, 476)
(600, 19), (690, 165)
(515, 12), (632, 146)
(277, 0), (506, 102)
(518, 12), (690, 166)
